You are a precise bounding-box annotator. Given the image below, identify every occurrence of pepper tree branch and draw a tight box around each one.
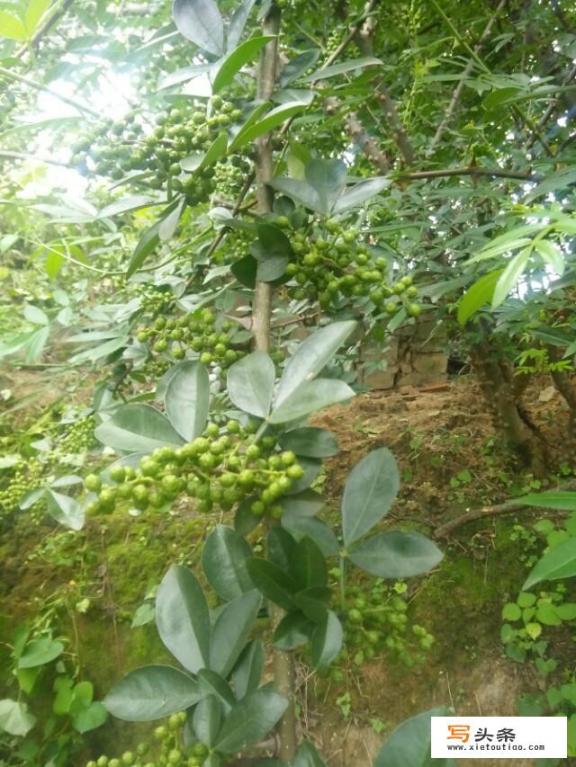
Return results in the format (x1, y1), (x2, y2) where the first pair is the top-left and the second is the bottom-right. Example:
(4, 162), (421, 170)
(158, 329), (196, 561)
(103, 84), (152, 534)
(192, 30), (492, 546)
(0, 65), (100, 118)
(399, 166), (538, 182)
(15, 0), (74, 58)
(434, 499), (568, 539)
(321, 0), (379, 70)
(429, 0), (552, 156)
(527, 61), (576, 150)
(429, 0), (507, 152)
(374, 86), (415, 166)
(252, 4), (280, 354)
(351, 1), (415, 168)
(253, 5), (298, 762)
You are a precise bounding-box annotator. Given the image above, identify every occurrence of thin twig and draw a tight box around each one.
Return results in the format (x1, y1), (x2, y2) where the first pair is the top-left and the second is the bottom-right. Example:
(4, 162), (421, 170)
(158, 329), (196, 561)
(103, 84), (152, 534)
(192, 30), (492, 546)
(434, 502), (564, 539)
(321, 0), (379, 71)
(399, 166), (537, 182)
(429, 0), (506, 152)
(0, 149), (70, 167)
(527, 61), (576, 149)
(429, 0), (552, 156)
(343, 109), (390, 171)
(0, 66), (100, 118)
(15, 0), (74, 58)
(374, 85), (415, 165)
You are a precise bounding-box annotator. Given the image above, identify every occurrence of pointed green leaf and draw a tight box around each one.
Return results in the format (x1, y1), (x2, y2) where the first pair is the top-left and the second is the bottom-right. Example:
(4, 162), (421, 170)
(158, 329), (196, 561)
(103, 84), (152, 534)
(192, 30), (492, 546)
(302, 56), (382, 82)
(457, 269), (503, 325)
(210, 590), (261, 677)
(534, 239), (565, 275)
(95, 405), (183, 453)
(291, 740), (328, 766)
(311, 610), (343, 668)
(373, 707), (456, 767)
(0, 700), (36, 736)
(182, 133), (228, 172)
(202, 525), (255, 601)
(126, 222), (160, 277)
(292, 586), (331, 623)
(246, 558), (298, 610)
(273, 612), (315, 650)
(281, 516), (339, 557)
(230, 640), (264, 699)
(197, 670), (235, 708)
(104, 666), (201, 722)
(230, 101), (310, 151)
(256, 254), (289, 281)
(269, 378), (354, 423)
(342, 448), (400, 546)
(492, 247), (531, 307)
(98, 195), (158, 220)
(24, 304), (49, 325)
(227, 0), (257, 51)
(193, 696), (223, 747)
(213, 36), (275, 92)
(0, 13), (27, 40)
(279, 427), (339, 458)
(333, 177), (390, 213)
(213, 689), (288, 754)
(305, 158), (347, 215)
(172, 0), (225, 55)
(293, 537), (327, 590)
(155, 565), (211, 673)
(25, 0), (51, 35)
(280, 490), (325, 518)
(275, 321), (356, 406)
(524, 537), (576, 590)
(46, 490), (84, 531)
(267, 527), (297, 572)
(164, 361), (210, 441)
(348, 531), (443, 578)
(159, 197), (186, 241)
(269, 177), (322, 212)
(18, 638), (64, 669)
(508, 491), (576, 511)
(227, 351), (275, 418)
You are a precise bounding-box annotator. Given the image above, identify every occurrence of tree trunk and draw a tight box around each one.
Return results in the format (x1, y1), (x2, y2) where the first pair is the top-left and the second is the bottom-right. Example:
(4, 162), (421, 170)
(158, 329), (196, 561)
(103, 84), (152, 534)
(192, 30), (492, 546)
(469, 341), (548, 474)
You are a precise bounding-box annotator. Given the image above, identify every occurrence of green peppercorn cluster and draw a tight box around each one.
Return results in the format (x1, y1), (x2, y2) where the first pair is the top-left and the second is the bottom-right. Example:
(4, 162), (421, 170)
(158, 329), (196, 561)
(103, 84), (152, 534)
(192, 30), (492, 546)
(135, 285), (175, 315)
(70, 97), (241, 201)
(85, 712), (210, 767)
(335, 578), (434, 668)
(285, 219), (421, 316)
(0, 458), (42, 517)
(136, 308), (241, 366)
(83, 420), (304, 518)
(52, 415), (96, 456)
(0, 416), (95, 518)
(212, 155), (252, 202)
(212, 229), (252, 266)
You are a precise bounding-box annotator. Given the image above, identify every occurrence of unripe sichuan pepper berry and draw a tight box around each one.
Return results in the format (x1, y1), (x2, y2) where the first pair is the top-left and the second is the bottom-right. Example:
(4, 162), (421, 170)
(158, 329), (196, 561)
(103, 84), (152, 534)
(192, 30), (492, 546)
(83, 422), (305, 522)
(71, 100), (245, 204)
(136, 309), (243, 370)
(252, 217), (423, 316)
